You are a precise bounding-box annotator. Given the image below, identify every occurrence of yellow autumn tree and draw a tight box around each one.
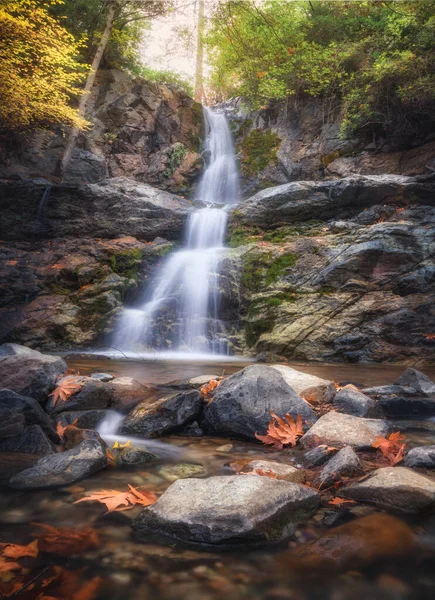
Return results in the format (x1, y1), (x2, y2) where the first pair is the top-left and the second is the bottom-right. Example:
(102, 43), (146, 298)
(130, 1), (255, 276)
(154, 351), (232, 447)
(0, 0), (89, 133)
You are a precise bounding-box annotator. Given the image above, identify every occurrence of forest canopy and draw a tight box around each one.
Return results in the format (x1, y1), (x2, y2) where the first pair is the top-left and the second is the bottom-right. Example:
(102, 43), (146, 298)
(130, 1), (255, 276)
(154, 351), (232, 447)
(206, 0), (435, 140)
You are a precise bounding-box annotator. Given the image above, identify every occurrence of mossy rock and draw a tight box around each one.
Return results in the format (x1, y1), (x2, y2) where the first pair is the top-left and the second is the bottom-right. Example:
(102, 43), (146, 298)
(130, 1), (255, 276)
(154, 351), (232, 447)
(109, 247), (144, 280)
(228, 224), (261, 247)
(265, 253), (297, 286)
(238, 129), (281, 176)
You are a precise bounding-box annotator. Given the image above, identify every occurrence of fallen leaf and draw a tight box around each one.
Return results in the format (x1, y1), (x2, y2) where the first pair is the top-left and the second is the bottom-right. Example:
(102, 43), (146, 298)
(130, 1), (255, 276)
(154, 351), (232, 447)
(255, 411), (304, 449)
(71, 576), (103, 600)
(328, 497), (356, 506)
(32, 523), (99, 555)
(200, 379), (220, 398)
(372, 431), (407, 466)
(49, 376), (83, 407)
(0, 557), (21, 573)
(251, 469), (278, 479)
(56, 418), (78, 439)
(74, 485), (157, 513)
(6, 260), (17, 266)
(0, 539), (38, 560)
(112, 440), (131, 449)
(424, 333), (435, 340)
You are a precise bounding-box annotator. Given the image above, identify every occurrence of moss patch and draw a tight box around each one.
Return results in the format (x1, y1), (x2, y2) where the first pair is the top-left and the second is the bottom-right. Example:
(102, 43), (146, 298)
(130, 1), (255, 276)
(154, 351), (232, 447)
(228, 224), (261, 247)
(164, 143), (187, 178)
(239, 129), (281, 176)
(265, 253), (297, 286)
(241, 251), (272, 292)
(109, 248), (144, 280)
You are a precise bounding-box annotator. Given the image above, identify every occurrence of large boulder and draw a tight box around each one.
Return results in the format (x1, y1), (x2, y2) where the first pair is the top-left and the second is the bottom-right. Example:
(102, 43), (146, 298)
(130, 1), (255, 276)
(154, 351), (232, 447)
(0, 344), (66, 402)
(45, 376), (114, 415)
(317, 446), (363, 487)
(0, 389), (59, 442)
(108, 377), (155, 411)
(133, 475), (319, 546)
(362, 383), (435, 418)
(54, 410), (108, 430)
(0, 424), (55, 456)
(300, 412), (389, 450)
(9, 437), (107, 489)
(340, 467), (435, 513)
(395, 368), (435, 396)
(201, 365), (316, 441)
(333, 385), (382, 418)
(270, 365), (336, 404)
(121, 390), (203, 437)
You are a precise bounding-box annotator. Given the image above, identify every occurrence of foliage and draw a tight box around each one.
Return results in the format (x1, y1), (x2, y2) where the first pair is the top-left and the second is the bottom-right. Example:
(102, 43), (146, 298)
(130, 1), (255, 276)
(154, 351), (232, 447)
(49, 375), (83, 406)
(0, 0), (89, 133)
(134, 65), (194, 97)
(265, 252), (297, 286)
(164, 142), (188, 178)
(200, 378), (220, 398)
(255, 411), (304, 449)
(74, 484), (157, 513)
(372, 431), (407, 466)
(238, 128), (281, 175)
(207, 0), (435, 141)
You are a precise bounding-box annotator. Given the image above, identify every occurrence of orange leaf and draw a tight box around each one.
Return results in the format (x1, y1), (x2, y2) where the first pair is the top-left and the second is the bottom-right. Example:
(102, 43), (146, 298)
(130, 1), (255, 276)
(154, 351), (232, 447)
(200, 379), (220, 398)
(33, 523), (99, 555)
(49, 376), (83, 407)
(372, 431), (407, 465)
(0, 556), (21, 572)
(328, 497), (356, 506)
(255, 411), (304, 449)
(6, 259), (17, 266)
(74, 485), (157, 513)
(252, 469), (278, 479)
(0, 539), (38, 559)
(56, 418), (79, 439)
(71, 576), (103, 600)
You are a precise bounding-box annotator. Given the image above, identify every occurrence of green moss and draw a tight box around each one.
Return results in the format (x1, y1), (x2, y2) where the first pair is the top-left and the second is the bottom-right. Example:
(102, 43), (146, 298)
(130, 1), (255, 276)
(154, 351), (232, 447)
(154, 244), (174, 257)
(228, 224), (261, 247)
(265, 253), (297, 286)
(50, 284), (72, 295)
(109, 248), (144, 280)
(241, 251), (271, 291)
(245, 317), (275, 347)
(164, 143), (187, 178)
(238, 129), (281, 176)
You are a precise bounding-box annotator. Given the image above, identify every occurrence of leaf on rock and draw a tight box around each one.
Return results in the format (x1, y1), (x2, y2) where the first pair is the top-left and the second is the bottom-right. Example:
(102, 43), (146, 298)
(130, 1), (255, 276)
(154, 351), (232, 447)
(56, 418), (79, 439)
(372, 431), (407, 466)
(328, 497), (356, 506)
(0, 539), (39, 559)
(74, 485), (157, 513)
(255, 411), (304, 449)
(112, 440), (130, 449)
(251, 469), (278, 479)
(49, 376), (83, 407)
(200, 379), (220, 398)
(32, 523), (99, 555)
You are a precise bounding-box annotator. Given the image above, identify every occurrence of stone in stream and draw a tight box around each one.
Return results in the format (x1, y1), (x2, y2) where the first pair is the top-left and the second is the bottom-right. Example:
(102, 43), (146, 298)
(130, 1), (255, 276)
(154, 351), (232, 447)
(157, 463), (206, 482)
(239, 460), (305, 483)
(300, 412), (389, 450)
(339, 467), (435, 513)
(55, 409), (108, 430)
(0, 407), (25, 439)
(165, 374), (221, 390)
(0, 424), (55, 456)
(404, 446), (435, 470)
(108, 377), (155, 411)
(317, 446), (364, 488)
(91, 372), (114, 383)
(396, 368), (435, 396)
(45, 376), (114, 415)
(0, 389), (59, 443)
(302, 445), (338, 468)
(0, 344), (66, 402)
(9, 437), (107, 489)
(333, 385), (383, 418)
(201, 365), (316, 441)
(270, 365), (336, 404)
(121, 390), (203, 437)
(133, 475), (319, 546)
(114, 446), (158, 466)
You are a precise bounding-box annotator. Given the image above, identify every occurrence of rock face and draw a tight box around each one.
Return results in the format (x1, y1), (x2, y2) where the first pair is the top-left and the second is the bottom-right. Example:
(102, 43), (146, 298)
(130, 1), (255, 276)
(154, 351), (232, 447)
(55, 410), (107, 430)
(270, 365), (336, 404)
(226, 177), (435, 365)
(340, 467), (435, 513)
(300, 412), (389, 450)
(121, 390), (203, 437)
(0, 345), (66, 401)
(108, 377), (154, 411)
(0, 69), (203, 195)
(201, 365), (316, 441)
(333, 385), (382, 418)
(9, 437), (107, 489)
(133, 475), (319, 546)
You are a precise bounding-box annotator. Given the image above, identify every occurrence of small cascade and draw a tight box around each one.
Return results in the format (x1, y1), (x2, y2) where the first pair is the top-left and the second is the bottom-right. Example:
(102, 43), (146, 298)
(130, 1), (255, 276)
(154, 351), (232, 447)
(36, 185), (51, 225)
(112, 107), (239, 357)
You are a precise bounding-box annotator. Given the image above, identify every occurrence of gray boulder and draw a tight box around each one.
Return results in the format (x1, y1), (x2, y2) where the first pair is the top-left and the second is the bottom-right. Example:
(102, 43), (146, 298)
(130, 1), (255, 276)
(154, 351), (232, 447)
(302, 445), (338, 468)
(0, 344), (66, 402)
(240, 460), (305, 483)
(0, 389), (59, 442)
(91, 373), (114, 383)
(9, 438), (107, 489)
(396, 368), (435, 396)
(404, 446), (435, 470)
(0, 407), (25, 439)
(340, 467), (435, 513)
(318, 446), (363, 488)
(0, 424), (55, 456)
(270, 365), (336, 404)
(333, 385), (382, 418)
(108, 377), (154, 411)
(121, 390), (202, 437)
(301, 412), (389, 450)
(133, 475), (319, 546)
(362, 383), (435, 417)
(54, 410), (107, 430)
(45, 376), (114, 414)
(201, 365), (316, 441)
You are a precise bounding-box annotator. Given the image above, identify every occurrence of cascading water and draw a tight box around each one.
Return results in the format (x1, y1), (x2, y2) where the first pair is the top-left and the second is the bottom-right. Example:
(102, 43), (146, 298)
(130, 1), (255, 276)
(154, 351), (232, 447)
(112, 107), (239, 357)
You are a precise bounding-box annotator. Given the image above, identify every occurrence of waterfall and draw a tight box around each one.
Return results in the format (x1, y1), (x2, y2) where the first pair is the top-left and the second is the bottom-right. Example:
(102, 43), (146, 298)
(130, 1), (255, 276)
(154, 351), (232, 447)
(112, 107), (239, 357)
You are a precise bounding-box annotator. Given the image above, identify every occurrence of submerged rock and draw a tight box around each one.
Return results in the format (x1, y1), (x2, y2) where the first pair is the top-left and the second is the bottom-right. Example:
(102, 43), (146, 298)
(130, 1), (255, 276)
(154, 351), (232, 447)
(240, 460), (305, 483)
(9, 438), (107, 489)
(300, 412), (389, 450)
(0, 344), (66, 402)
(333, 385), (382, 418)
(0, 389), (59, 442)
(157, 463), (206, 482)
(121, 390), (202, 437)
(133, 475), (319, 546)
(270, 365), (336, 404)
(0, 424), (55, 456)
(340, 466), (435, 513)
(404, 446), (435, 470)
(201, 365), (316, 441)
(114, 446), (158, 466)
(317, 446), (363, 487)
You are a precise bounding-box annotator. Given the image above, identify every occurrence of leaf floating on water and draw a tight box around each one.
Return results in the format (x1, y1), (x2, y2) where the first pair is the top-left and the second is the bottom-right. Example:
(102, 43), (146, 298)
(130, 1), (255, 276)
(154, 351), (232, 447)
(74, 485), (157, 513)
(32, 523), (99, 555)
(255, 411), (304, 449)
(0, 539), (39, 560)
(49, 376), (83, 407)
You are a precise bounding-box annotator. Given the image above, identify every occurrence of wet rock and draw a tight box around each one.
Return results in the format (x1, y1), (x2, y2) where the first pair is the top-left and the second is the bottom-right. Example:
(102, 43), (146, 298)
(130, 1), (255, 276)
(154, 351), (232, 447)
(318, 446), (363, 487)
(157, 463), (206, 481)
(362, 384), (435, 417)
(9, 438), (107, 489)
(166, 374), (221, 390)
(340, 466), (435, 513)
(0, 389), (59, 442)
(404, 446), (435, 470)
(62, 426), (104, 450)
(0, 344), (66, 402)
(133, 475), (320, 546)
(91, 373), (114, 383)
(240, 460), (305, 483)
(396, 368), (435, 396)
(121, 390), (202, 437)
(45, 376), (114, 414)
(0, 424), (55, 456)
(108, 377), (154, 411)
(115, 446), (158, 466)
(302, 445), (338, 468)
(201, 365), (316, 441)
(0, 407), (25, 439)
(333, 385), (383, 418)
(270, 365), (336, 404)
(175, 420), (204, 437)
(300, 412), (389, 450)
(280, 513), (417, 575)
(55, 409), (107, 430)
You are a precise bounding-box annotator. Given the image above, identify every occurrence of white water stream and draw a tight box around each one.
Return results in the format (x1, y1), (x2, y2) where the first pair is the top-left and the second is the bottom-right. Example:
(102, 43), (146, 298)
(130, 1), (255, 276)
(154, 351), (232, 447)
(112, 107), (239, 357)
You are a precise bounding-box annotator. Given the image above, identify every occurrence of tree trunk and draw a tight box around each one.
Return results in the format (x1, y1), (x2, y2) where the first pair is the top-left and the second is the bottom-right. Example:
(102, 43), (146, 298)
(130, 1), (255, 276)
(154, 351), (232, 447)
(55, 1), (117, 179)
(194, 0), (205, 103)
